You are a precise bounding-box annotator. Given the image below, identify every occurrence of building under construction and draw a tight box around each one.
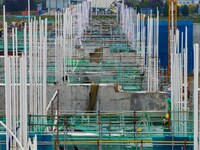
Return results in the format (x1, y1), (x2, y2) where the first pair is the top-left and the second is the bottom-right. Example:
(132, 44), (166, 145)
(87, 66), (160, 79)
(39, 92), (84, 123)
(0, 0), (199, 150)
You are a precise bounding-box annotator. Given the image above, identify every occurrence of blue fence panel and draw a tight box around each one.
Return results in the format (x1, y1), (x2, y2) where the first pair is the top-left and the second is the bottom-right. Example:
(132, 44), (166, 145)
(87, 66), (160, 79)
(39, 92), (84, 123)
(159, 20), (193, 73)
(0, 134), (53, 150)
(153, 136), (193, 150)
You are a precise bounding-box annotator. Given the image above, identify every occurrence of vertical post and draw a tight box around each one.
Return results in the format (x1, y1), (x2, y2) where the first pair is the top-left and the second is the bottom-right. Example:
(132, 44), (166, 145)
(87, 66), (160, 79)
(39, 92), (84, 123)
(95, 0), (97, 15)
(55, 89), (60, 149)
(12, 28), (17, 148)
(140, 140), (143, 150)
(98, 111), (101, 150)
(97, 140), (100, 150)
(193, 43), (199, 150)
(3, 5), (7, 57)
(15, 27), (19, 127)
(184, 140), (186, 150)
(184, 27), (188, 134)
(43, 19), (47, 115)
(156, 8), (159, 91)
(3, 5), (10, 149)
(134, 111), (136, 138)
(28, 0), (30, 25)
(168, 110), (171, 132)
(51, 101), (54, 131)
(29, 19), (33, 115)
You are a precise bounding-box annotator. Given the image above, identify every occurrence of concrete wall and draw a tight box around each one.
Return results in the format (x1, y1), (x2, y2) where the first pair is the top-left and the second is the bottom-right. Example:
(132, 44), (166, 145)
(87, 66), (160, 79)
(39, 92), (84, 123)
(0, 84), (166, 112)
(47, 84), (167, 112)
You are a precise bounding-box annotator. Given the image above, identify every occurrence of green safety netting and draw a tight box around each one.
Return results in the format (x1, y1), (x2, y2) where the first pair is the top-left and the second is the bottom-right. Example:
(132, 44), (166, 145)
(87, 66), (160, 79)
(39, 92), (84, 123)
(0, 31), (29, 51)
(64, 58), (143, 91)
(0, 56), (143, 91)
(109, 44), (132, 53)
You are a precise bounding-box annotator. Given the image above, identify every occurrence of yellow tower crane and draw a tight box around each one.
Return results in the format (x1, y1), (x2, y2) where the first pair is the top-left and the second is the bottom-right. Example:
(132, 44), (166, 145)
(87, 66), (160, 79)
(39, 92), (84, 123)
(168, 0), (177, 76)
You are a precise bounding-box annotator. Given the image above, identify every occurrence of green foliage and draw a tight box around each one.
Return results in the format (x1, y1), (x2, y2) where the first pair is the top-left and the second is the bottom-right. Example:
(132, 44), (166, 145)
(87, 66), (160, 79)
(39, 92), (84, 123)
(188, 4), (198, 14)
(136, 5), (141, 13)
(139, 0), (164, 8)
(177, 6), (180, 16)
(182, 5), (189, 16)
(4, 0), (27, 11)
(124, 0), (139, 8)
(4, 0), (46, 11)
(140, 0), (151, 8)
(163, 2), (168, 17)
(155, 4), (161, 15)
(162, 2), (179, 17)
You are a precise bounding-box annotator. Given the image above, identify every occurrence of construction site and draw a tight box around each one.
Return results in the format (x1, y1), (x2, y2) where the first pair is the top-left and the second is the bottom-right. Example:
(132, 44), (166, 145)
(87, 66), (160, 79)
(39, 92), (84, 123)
(0, 0), (199, 149)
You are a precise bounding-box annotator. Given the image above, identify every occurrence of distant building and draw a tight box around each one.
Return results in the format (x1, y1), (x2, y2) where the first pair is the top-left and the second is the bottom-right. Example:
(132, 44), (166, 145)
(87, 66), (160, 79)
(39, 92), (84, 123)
(46, 0), (115, 10)
(91, 0), (115, 8)
(46, 0), (84, 10)
(46, 0), (70, 10)
(178, 0), (199, 5)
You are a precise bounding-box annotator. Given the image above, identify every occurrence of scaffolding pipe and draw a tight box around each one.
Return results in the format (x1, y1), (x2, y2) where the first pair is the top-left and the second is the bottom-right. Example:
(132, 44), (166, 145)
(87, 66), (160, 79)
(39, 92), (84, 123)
(0, 121), (24, 150)
(193, 43), (199, 150)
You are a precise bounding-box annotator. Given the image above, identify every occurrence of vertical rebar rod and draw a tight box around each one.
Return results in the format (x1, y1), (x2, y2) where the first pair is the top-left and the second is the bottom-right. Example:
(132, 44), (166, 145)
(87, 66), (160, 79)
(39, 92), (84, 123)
(193, 43), (199, 150)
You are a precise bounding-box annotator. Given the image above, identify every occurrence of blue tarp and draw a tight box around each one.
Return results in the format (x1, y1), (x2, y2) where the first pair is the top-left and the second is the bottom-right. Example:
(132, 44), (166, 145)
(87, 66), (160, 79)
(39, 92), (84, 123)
(159, 20), (194, 73)
(153, 136), (193, 150)
(0, 134), (52, 150)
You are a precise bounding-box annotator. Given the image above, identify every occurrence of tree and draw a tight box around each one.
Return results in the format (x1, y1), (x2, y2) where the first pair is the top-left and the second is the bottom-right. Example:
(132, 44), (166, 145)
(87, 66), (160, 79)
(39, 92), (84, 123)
(136, 5), (141, 13)
(177, 5), (180, 16)
(163, 2), (168, 17)
(30, 0), (37, 10)
(139, 0), (164, 8)
(155, 4), (161, 15)
(4, 0), (27, 11)
(188, 4), (198, 14)
(140, 0), (151, 8)
(182, 5), (189, 16)
(124, 0), (139, 8)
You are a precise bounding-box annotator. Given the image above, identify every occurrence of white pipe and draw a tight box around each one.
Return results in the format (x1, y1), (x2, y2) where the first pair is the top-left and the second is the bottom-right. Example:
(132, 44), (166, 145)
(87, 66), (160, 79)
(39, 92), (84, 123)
(3, 6), (8, 57)
(194, 43), (199, 150)
(12, 28), (17, 148)
(184, 27), (188, 111)
(23, 55), (28, 149)
(5, 57), (9, 149)
(19, 57), (23, 145)
(0, 121), (24, 150)
(156, 9), (159, 91)
(28, 0), (30, 24)
(171, 2), (174, 46)
(45, 90), (58, 112)
(43, 18), (47, 115)
(179, 53), (183, 134)
(29, 19), (33, 114)
(15, 27), (19, 127)
(184, 27), (188, 134)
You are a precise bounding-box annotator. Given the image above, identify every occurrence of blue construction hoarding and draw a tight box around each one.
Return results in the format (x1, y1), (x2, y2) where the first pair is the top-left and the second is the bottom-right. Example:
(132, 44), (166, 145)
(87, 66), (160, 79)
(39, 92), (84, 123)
(0, 134), (52, 149)
(159, 20), (193, 73)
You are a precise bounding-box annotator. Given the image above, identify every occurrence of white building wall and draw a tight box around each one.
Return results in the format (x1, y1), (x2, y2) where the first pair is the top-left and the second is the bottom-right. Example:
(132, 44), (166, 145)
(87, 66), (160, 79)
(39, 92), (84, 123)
(46, 0), (115, 9)
(91, 0), (114, 8)
(178, 0), (199, 4)
(46, 0), (71, 9)
(193, 0), (199, 4)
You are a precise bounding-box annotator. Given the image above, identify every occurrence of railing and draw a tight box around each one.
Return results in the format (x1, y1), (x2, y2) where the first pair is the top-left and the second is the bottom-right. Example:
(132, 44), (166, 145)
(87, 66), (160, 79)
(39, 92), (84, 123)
(0, 111), (196, 149)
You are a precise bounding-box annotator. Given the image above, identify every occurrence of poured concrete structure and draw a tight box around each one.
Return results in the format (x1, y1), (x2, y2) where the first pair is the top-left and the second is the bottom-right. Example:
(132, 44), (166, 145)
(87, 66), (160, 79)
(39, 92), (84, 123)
(0, 85), (166, 112)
